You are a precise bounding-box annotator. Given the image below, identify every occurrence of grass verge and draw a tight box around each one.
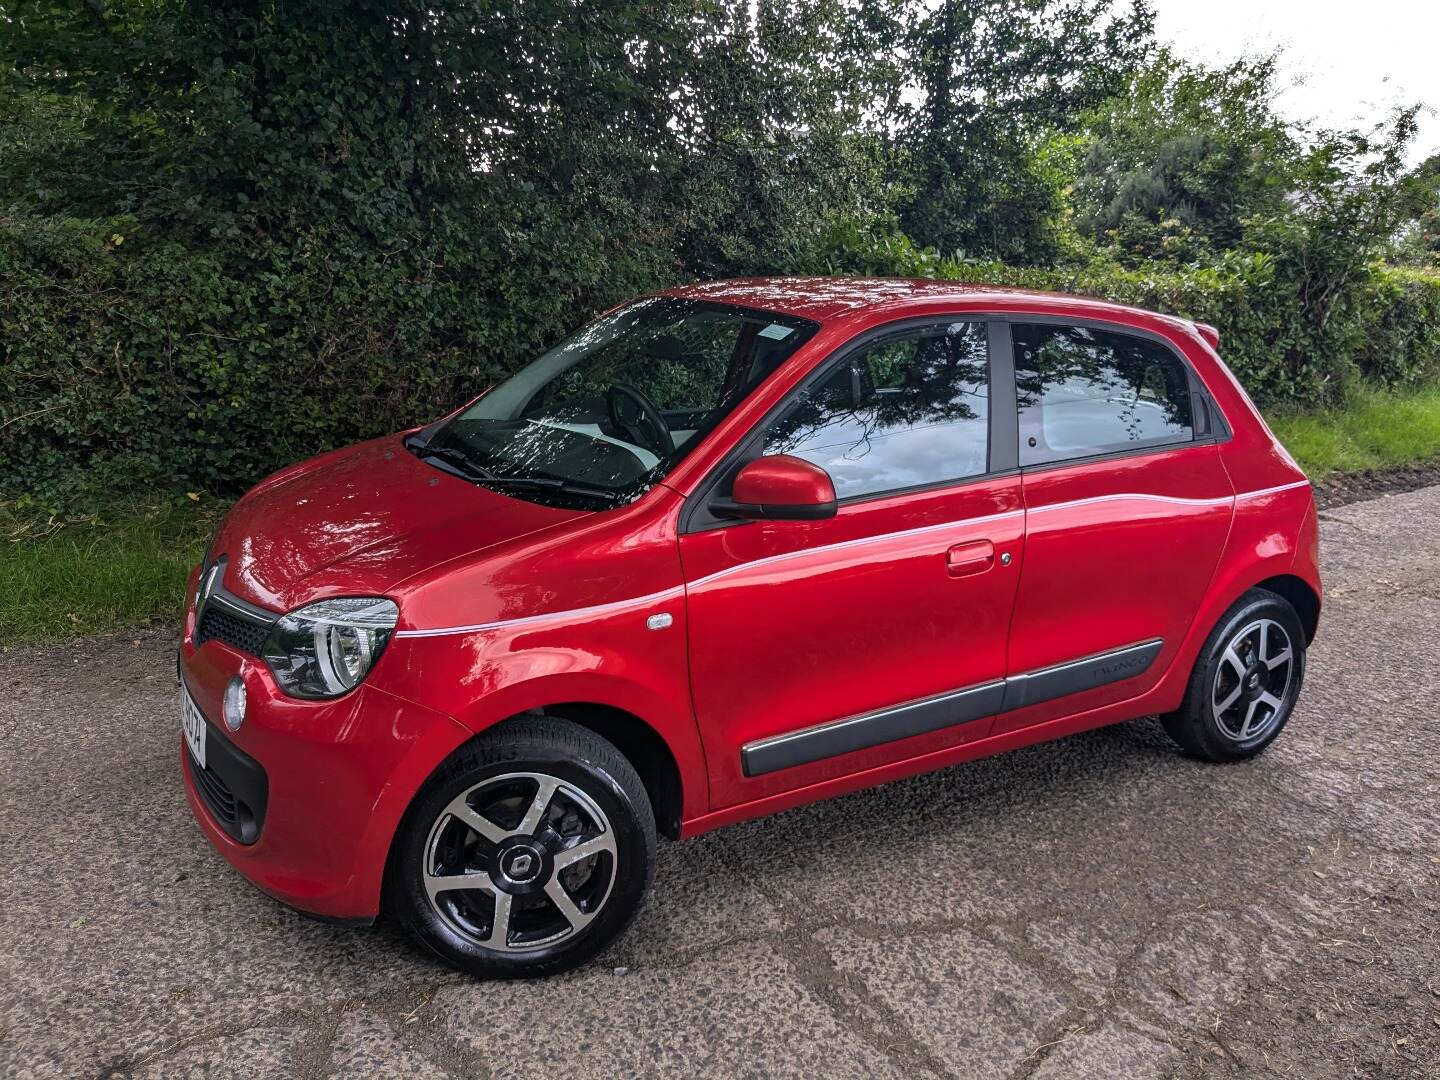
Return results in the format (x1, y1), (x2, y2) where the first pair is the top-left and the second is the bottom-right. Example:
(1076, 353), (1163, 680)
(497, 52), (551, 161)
(1266, 384), (1440, 477)
(4, 383), (1440, 647)
(1, 498), (223, 648)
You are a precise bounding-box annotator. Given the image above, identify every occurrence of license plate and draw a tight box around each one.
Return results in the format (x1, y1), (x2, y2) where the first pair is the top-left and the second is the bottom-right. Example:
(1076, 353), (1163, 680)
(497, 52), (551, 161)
(180, 685), (207, 770)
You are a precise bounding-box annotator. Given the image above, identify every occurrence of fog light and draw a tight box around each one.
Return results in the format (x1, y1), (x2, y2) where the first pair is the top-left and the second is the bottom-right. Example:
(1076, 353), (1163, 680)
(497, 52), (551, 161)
(222, 675), (247, 732)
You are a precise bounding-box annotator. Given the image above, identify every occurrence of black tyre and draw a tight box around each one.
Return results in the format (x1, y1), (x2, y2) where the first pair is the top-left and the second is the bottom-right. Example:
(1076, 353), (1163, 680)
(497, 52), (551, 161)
(385, 715), (656, 978)
(1161, 588), (1307, 762)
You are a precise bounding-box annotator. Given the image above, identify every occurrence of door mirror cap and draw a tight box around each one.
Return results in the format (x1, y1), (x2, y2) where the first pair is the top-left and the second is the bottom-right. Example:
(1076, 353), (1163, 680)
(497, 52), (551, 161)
(713, 455), (838, 521)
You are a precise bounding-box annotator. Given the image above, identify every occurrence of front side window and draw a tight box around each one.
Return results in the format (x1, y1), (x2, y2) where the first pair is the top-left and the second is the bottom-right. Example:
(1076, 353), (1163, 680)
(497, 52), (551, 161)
(423, 298), (818, 507)
(1013, 323), (1194, 466)
(762, 321), (990, 500)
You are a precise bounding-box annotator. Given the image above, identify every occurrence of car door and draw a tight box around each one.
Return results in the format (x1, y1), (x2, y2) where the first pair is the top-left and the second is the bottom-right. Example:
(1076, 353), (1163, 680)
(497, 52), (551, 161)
(678, 319), (1025, 809)
(991, 319), (1234, 736)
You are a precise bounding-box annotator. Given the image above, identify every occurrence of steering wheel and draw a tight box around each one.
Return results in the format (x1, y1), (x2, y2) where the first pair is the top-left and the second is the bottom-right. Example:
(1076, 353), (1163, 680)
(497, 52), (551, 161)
(606, 383), (675, 458)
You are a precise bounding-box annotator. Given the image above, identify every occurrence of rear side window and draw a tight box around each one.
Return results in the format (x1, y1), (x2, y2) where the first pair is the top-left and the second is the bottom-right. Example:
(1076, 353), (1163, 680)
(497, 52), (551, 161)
(763, 321), (989, 499)
(1013, 323), (1193, 466)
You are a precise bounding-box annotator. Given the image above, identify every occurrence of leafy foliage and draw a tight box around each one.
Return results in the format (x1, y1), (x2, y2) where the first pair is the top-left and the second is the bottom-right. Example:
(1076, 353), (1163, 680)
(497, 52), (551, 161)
(888, 0), (1154, 262)
(1395, 153), (1440, 270)
(2, 1), (891, 505)
(1071, 51), (1298, 262)
(2, 1), (1437, 510)
(800, 222), (1440, 405)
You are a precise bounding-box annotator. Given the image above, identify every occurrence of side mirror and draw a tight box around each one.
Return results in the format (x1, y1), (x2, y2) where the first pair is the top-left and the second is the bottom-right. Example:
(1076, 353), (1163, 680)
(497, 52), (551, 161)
(712, 455), (838, 521)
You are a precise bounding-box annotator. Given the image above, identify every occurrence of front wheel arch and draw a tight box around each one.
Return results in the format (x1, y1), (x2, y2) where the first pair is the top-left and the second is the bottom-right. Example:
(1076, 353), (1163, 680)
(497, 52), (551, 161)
(385, 702), (687, 910)
(382, 715), (658, 977)
(527, 704), (686, 840)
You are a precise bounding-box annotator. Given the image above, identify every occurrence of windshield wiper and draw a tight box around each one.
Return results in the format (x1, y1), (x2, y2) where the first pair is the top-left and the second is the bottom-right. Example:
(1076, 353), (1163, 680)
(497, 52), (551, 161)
(411, 445), (619, 504)
(480, 475), (622, 504)
(411, 444), (498, 481)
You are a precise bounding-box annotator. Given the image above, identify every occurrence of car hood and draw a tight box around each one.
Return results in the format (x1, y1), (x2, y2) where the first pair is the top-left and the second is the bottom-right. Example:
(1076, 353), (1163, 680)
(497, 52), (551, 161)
(212, 436), (586, 611)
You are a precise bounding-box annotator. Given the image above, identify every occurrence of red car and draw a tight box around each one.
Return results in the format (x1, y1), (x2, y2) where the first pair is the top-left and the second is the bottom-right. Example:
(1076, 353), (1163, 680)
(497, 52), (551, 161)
(179, 278), (1320, 977)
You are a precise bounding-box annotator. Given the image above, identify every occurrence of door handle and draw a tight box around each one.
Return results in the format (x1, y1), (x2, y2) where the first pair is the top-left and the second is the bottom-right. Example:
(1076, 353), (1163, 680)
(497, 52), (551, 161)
(946, 540), (995, 577)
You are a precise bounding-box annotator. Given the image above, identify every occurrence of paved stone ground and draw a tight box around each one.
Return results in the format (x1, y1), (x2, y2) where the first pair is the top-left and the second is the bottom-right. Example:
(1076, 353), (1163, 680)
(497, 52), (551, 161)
(2, 486), (1438, 1080)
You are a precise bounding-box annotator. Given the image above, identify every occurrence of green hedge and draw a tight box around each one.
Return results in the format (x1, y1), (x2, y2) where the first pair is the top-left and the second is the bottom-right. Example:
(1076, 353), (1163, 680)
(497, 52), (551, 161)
(975, 258), (1440, 402)
(0, 216), (659, 505)
(799, 226), (1440, 404)
(4, 216), (1440, 507)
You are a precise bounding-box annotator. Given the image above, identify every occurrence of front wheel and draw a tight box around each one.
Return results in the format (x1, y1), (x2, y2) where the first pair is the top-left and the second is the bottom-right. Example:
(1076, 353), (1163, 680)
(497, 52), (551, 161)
(1162, 588), (1307, 762)
(386, 716), (656, 978)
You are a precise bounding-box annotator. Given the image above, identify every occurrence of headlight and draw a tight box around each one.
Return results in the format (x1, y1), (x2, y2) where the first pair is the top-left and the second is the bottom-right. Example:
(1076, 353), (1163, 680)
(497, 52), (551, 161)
(260, 597), (399, 699)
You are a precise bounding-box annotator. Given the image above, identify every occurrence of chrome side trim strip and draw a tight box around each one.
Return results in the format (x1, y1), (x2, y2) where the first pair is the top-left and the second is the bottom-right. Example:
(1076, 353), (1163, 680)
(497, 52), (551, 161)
(395, 511), (1027, 637)
(1234, 479), (1310, 501)
(1023, 481), (1307, 517)
(741, 638), (1164, 777)
(684, 507), (1025, 592)
(1027, 492), (1232, 513)
(393, 586), (684, 639)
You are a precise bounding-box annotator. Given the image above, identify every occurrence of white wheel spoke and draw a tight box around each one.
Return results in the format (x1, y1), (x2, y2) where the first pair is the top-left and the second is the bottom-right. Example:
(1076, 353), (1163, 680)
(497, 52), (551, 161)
(553, 832), (616, 871)
(1222, 645), (1247, 678)
(442, 796), (508, 845)
(1240, 699), (1261, 738)
(516, 776), (560, 836)
(1257, 691), (1283, 713)
(1257, 621), (1269, 663)
(424, 870), (494, 900)
(545, 878), (592, 932)
(1265, 647), (1292, 671)
(1214, 683), (1242, 713)
(486, 890), (513, 948)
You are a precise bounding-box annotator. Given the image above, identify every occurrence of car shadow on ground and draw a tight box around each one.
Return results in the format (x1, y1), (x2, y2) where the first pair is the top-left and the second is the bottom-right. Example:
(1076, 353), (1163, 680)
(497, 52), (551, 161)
(350, 714), (1188, 973)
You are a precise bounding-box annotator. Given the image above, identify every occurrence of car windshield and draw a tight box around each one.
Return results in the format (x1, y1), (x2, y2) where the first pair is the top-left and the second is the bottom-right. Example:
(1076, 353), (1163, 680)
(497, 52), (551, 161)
(418, 297), (819, 507)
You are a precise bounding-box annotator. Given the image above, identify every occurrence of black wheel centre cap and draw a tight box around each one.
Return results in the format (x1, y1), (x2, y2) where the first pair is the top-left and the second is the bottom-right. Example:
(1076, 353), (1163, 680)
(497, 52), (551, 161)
(492, 837), (552, 894)
(1242, 663), (1265, 699)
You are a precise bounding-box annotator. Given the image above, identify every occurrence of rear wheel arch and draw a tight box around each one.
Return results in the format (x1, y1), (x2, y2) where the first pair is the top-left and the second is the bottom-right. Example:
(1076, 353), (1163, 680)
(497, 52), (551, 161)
(1157, 563), (1317, 714)
(1162, 586), (1307, 761)
(1253, 573), (1320, 643)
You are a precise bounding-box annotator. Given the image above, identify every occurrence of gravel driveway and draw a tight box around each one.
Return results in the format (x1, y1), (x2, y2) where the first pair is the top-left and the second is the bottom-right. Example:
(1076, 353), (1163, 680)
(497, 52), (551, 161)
(2, 486), (1438, 1079)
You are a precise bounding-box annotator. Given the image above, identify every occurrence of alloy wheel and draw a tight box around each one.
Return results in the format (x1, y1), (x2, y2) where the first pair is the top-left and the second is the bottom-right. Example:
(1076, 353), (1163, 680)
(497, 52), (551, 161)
(422, 771), (617, 952)
(1211, 617), (1294, 743)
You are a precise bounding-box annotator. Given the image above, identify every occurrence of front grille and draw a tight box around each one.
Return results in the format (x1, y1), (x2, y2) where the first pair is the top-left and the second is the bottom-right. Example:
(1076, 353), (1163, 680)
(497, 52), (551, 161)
(192, 555), (277, 657)
(196, 601), (273, 657)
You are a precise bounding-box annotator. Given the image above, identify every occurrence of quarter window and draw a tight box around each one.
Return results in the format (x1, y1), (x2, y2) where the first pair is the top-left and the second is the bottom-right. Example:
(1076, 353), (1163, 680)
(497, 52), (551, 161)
(762, 322), (989, 500)
(1013, 323), (1194, 466)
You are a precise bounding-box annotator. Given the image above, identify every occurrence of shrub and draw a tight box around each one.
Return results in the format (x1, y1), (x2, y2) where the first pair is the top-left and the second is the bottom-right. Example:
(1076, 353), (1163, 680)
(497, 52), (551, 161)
(801, 222), (1440, 406)
(1, 217), (579, 506)
(5, 215), (1439, 509)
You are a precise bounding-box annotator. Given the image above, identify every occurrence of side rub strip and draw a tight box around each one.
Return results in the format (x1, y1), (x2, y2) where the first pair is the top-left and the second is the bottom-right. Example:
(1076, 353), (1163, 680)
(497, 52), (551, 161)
(741, 639), (1163, 776)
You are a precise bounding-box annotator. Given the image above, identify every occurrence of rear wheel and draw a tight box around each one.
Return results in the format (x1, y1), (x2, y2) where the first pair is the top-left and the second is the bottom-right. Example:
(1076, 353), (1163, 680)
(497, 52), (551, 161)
(1162, 589), (1306, 762)
(386, 716), (656, 978)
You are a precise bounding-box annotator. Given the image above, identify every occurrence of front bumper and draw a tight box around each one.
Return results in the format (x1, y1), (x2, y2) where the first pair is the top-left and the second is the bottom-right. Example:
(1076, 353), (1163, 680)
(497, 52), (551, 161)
(178, 600), (473, 920)
(183, 712), (268, 845)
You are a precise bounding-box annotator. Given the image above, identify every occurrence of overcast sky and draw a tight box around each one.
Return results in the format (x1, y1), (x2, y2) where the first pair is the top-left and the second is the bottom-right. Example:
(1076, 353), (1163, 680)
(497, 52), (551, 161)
(1148, 0), (1439, 166)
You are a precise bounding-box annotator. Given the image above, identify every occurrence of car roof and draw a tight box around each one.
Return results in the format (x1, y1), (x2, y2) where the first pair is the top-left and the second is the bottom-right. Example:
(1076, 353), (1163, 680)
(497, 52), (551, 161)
(659, 276), (1195, 333)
